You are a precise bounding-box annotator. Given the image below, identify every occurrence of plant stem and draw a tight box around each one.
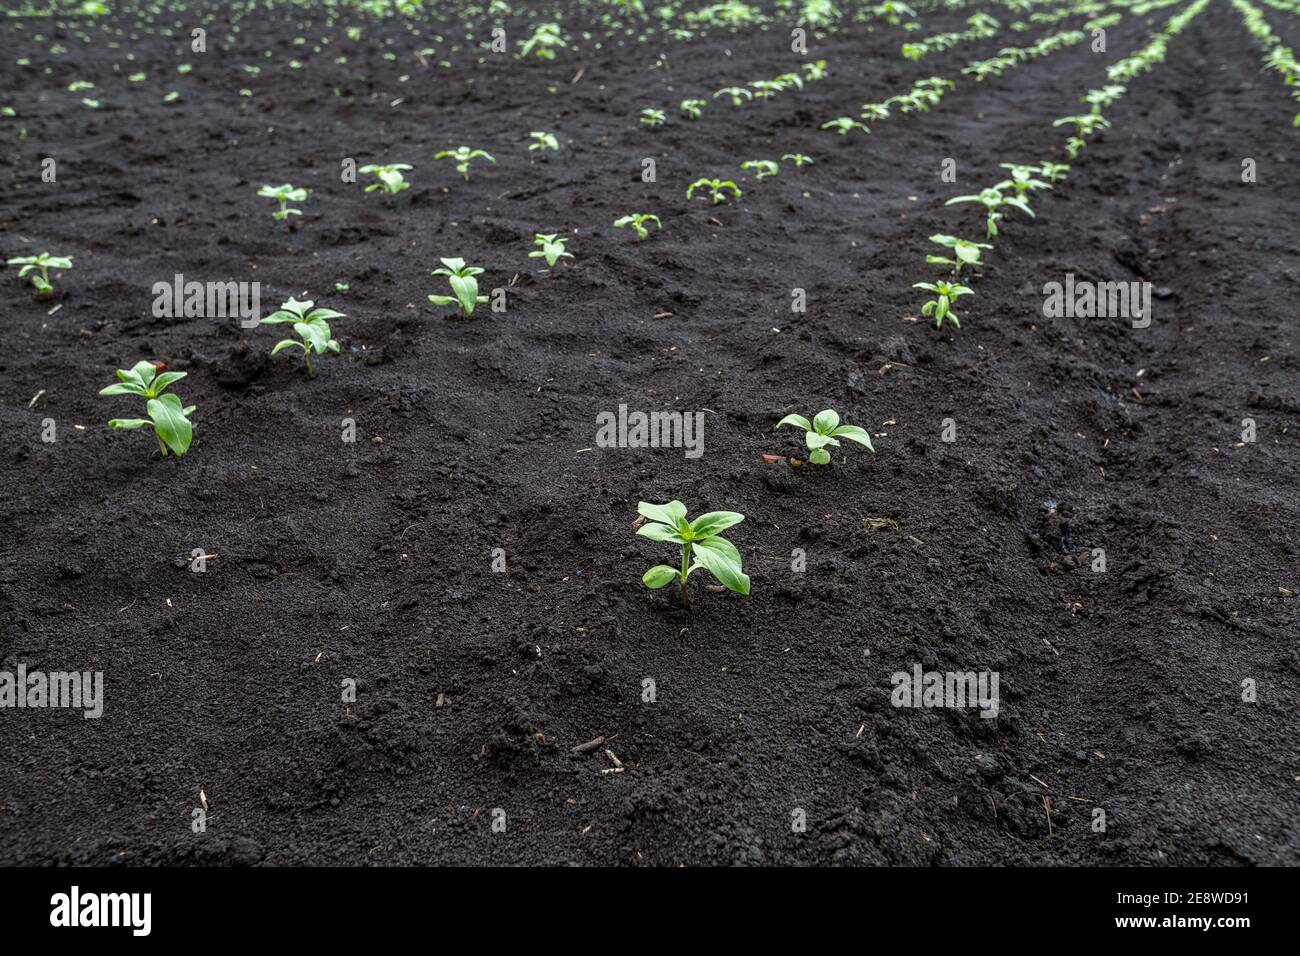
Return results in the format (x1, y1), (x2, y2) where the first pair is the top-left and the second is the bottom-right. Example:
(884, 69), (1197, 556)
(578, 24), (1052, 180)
(679, 542), (690, 609)
(304, 352), (315, 377)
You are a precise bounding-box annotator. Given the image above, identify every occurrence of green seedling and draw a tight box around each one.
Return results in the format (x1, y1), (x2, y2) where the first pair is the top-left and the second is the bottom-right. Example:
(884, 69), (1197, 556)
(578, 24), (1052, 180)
(359, 163), (412, 194)
(428, 257), (489, 316)
(741, 159), (779, 181)
(680, 98), (706, 119)
(751, 79), (782, 100)
(714, 86), (753, 107)
(259, 296), (343, 376)
(637, 500), (750, 608)
(995, 164), (1051, 198)
(100, 360), (195, 457)
(1082, 84), (1126, 113)
(686, 178), (742, 205)
(1053, 113), (1111, 137)
(7, 251), (72, 297)
(258, 183), (306, 221)
(945, 186), (1034, 238)
(926, 234), (991, 274)
(519, 23), (566, 59)
(860, 102), (891, 121)
(639, 107), (666, 127)
(822, 117), (869, 135)
(775, 409), (875, 465)
(528, 131), (559, 152)
(1064, 136), (1086, 159)
(529, 233), (573, 268)
(914, 279), (973, 330)
(434, 146), (495, 181)
(803, 59), (828, 80)
(614, 213), (661, 240)
(782, 153), (814, 168)
(773, 72), (804, 91)
(1038, 161), (1070, 183)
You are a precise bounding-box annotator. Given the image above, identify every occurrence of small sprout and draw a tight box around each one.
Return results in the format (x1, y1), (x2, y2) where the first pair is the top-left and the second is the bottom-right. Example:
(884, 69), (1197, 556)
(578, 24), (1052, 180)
(741, 159), (779, 181)
(257, 183), (306, 221)
(637, 500), (750, 609)
(945, 185), (1034, 238)
(751, 79), (782, 100)
(334, 282), (350, 293)
(914, 279), (973, 330)
(519, 23), (566, 60)
(1053, 113), (1111, 137)
(926, 234), (992, 274)
(686, 178), (742, 205)
(100, 360), (196, 457)
(713, 86), (753, 107)
(614, 213), (661, 241)
(803, 59), (828, 81)
(995, 163), (1052, 198)
(782, 153), (814, 168)
(529, 233), (573, 268)
(1064, 136), (1086, 159)
(679, 98), (706, 119)
(776, 409), (875, 466)
(639, 107), (666, 127)
(860, 102), (891, 121)
(259, 296), (343, 376)
(7, 251), (72, 297)
(358, 163), (412, 194)
(428, 257), (489, 316)
(821, 117), (869, 135)
(528, 131), (559, 152)
(433, 146), (495, 181)
(1038, 161), (1070, 183)
(772, 72), (804, 92)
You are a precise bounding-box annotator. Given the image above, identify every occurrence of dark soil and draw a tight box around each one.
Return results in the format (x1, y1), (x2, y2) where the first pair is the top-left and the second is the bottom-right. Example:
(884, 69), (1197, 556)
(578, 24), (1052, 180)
(2, 0), (1298, 866)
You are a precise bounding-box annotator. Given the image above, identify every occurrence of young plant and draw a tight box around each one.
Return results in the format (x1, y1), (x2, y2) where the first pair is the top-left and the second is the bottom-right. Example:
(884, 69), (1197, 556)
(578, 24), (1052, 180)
(741, 159), (779, 181)
(945, 186), (1034, 238)
(519, 23), (566, 60)
(782, 152), (814, 168)
(686, 178), (742, 205)
(257, 183), (306, 221)
(714, 86), (753, 107)
(751, 79), (782, 100)
(995, 163), (1051, 199)
(860, 102), (891, 122)
(1053, 113), (1111, 137)
(259, 296), (343, 376)
(821, 117), (869, 135)
(359, 163), (412, 194)
(1038, 161), (1070, 183)
(775, 409), (875, 465)
(434, 146), (496, 181)
(926, 234), (991, 274)
(639, 107), (666, 127)
(680, 98), (706, 119)
(529, 233), (573, 268)
(528, 131), (559, 152)
(803, 59), (828, 81)
(614, 213), (661, 240)
(428, 257), (488, 316)
(7, 251), (72, 297)
(914, 279), (973, 330)
(100, 360), (196, 457)
(637, 500), (750, 608)
(1063, 137), (1086, 159)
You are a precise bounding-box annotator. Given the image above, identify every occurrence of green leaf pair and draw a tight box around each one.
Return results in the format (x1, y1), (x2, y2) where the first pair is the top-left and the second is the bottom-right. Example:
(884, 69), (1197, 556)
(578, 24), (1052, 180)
(260, 296), (343, 375)
(775, 409), (875, 465)
(100, 360), (196, 457)
(7, 251), (73, 297)
(637, 501), (749, 608)
(428, 257), (489, 316)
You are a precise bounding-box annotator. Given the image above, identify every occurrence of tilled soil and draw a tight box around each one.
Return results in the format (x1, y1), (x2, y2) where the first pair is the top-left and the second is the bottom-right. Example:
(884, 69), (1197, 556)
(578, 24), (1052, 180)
(1, 0), (1298, 865)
